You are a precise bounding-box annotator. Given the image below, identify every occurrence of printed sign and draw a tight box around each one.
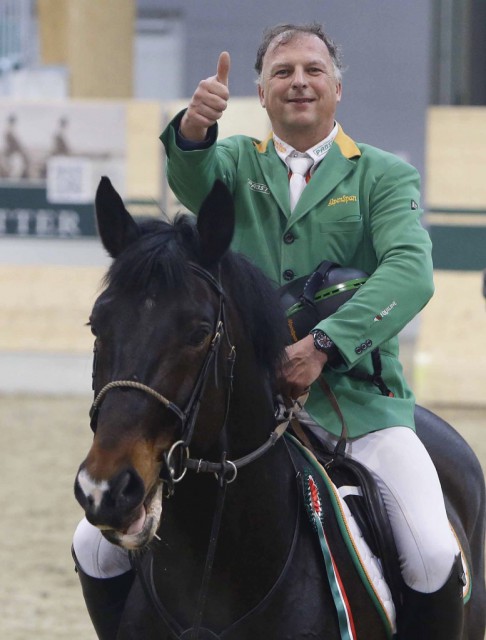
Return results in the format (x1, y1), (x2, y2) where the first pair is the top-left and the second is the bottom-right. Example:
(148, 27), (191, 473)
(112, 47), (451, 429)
(0, 102), (126, 237)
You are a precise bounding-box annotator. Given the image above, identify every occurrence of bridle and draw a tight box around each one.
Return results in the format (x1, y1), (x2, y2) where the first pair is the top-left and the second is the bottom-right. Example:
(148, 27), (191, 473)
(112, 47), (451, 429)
(88, 261), (298, 494)
(87, 259), (305, 640)
(89, 262), (235, 486)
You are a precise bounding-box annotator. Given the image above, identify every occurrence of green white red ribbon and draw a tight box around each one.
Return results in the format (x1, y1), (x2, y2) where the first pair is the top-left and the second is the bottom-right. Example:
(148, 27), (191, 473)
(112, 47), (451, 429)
(306, 474), (357, 640)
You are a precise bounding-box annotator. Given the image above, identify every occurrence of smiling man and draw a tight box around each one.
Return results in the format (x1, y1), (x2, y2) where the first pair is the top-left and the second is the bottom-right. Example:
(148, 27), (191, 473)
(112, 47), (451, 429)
(72, 24), (464, 640)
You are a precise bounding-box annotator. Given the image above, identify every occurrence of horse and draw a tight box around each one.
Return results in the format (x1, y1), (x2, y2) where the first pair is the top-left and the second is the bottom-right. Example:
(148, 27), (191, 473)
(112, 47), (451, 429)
(74, 177), (485, 639)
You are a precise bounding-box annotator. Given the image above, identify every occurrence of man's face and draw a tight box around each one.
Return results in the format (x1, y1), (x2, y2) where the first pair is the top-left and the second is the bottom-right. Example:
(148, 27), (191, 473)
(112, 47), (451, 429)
(258, 33), (342, 148)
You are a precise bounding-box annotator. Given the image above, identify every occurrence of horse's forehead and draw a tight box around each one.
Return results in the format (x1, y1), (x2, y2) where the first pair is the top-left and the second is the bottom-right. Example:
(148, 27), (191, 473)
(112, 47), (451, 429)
(92, 275), (218, 320)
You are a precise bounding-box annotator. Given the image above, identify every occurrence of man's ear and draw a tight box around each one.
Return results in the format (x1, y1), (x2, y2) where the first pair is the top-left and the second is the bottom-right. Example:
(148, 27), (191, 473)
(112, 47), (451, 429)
(335, 81), (342, 103)
(258, 82), (266, 108)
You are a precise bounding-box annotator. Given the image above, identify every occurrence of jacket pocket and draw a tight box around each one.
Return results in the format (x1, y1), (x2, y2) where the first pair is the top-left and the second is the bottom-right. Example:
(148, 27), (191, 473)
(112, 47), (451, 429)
(318, 218), (362, 232)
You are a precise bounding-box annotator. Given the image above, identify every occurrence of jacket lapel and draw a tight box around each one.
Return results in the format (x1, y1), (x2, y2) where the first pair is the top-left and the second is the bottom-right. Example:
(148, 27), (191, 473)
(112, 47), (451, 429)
(253, 134), (291, 218)
(252, 127), (362, 222)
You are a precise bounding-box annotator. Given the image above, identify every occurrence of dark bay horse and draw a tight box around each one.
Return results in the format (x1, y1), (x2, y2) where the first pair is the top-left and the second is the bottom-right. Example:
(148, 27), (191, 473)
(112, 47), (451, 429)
(75, 177), (485, 639)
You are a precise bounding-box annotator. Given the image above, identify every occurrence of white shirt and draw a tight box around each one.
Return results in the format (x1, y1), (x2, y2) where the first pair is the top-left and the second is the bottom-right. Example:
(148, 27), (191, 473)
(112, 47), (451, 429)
(273, 123), (339, 177)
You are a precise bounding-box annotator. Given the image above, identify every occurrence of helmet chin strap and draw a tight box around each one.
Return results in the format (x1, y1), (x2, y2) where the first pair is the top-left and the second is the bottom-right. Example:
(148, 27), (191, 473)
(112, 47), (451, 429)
(278, 260), (369, 342)
(300, 260), (339, 308)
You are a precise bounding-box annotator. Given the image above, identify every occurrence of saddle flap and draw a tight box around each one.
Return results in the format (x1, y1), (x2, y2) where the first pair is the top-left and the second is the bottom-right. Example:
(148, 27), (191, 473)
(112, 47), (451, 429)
(286, 434), (399, 638)
(328, 457), (404, 606)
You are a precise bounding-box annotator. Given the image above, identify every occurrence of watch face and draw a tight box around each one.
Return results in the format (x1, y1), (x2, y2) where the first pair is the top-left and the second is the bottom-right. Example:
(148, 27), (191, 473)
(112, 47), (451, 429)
(312, 330), (333, 352)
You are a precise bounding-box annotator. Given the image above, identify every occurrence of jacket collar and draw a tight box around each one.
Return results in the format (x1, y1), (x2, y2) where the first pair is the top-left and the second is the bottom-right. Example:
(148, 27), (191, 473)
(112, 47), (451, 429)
(252, 125), (361, 220)
(253, 125), (361, 159)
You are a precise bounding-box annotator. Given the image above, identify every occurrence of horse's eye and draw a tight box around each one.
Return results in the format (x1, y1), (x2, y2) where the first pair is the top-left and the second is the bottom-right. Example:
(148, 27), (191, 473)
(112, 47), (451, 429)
(188, 325), (211, 347)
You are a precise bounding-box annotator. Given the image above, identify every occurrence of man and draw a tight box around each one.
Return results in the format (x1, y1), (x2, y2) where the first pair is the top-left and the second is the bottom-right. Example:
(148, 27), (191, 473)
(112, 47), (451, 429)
(73, 24), (463, 639)
(161, 23), (464, 639)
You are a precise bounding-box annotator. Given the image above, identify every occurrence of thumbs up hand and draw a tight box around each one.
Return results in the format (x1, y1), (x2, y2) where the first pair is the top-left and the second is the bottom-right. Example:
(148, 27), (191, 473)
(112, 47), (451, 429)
(180, 52), (231, 142)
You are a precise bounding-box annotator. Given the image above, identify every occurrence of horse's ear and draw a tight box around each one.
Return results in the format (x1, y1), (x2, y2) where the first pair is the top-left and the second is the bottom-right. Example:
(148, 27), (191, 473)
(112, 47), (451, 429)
(95, 177), (140, 258)
(196, 180), (235, 267)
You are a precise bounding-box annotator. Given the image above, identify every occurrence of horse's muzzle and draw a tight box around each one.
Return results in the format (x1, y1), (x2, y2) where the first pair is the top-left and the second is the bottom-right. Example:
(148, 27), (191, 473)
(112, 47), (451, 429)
(74, 463), (163, 548)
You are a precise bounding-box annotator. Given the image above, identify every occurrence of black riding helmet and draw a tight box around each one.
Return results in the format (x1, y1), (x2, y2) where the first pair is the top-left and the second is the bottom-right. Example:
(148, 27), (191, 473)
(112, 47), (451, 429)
(278, 260), (368, 343)
(278, 261), (394, 398)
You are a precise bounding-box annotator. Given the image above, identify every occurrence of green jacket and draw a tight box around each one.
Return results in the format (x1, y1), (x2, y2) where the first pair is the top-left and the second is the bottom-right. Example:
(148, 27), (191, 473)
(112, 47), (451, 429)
(160, 111), (434, 437)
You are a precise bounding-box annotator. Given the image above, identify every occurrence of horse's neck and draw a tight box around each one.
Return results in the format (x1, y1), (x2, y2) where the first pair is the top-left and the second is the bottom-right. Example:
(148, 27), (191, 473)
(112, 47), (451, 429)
(154, 436), (298, 628)
(151, 341), (298, 630)
(167, 341), (294, 544)
(225, 354), (278, 455)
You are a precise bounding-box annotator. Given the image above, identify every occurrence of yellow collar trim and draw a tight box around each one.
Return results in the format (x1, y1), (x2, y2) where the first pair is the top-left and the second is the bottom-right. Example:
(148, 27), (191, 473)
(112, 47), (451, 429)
(253, 125), (361, 159)
(334, 125), (361, 159)
(253, 132), (273, 154)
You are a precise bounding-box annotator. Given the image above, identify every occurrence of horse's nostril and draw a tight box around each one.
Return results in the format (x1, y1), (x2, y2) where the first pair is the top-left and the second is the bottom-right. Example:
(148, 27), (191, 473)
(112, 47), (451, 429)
(110, 469), (145, 509)
(113, 470), (131, 498)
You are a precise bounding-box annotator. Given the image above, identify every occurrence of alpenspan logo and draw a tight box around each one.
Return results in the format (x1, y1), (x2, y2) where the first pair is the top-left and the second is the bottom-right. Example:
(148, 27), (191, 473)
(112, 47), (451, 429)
(248, 179), (270, 194)
(328, 195), (357, 206)
(374, 301), (397, 321)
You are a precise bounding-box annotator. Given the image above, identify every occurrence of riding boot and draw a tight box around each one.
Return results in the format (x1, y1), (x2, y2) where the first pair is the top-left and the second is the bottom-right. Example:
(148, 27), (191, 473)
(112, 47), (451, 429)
(399, 554), (465, 640)
(73, 549), (134, 640)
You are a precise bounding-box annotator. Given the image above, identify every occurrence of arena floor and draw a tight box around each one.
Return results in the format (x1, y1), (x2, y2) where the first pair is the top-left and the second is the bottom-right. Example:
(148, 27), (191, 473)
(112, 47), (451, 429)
(0, 394), (484, 639)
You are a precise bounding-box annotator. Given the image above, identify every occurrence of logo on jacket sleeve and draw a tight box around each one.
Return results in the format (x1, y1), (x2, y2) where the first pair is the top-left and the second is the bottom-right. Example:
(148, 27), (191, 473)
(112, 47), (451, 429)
(248, 178), (270, 194)
(374, 300), (397, 321)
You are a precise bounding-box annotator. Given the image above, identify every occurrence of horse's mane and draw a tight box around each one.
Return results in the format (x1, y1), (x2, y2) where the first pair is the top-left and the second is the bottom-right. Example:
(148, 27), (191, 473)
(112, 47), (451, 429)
(104, 214), (288, 378)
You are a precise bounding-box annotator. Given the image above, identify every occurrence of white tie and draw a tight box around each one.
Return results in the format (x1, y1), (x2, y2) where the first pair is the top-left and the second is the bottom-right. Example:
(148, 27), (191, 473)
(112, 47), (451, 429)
(288, 155), (313, 212)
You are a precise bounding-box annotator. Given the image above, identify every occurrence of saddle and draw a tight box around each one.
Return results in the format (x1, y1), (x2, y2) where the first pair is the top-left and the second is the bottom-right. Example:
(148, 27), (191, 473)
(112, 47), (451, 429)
(287, 415), (471, 639)
(302, 425), (403, 596)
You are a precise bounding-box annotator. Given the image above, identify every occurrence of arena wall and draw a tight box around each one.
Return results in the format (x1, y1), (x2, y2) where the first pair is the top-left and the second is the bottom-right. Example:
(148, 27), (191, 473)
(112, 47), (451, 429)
(414, 107), (486, 406)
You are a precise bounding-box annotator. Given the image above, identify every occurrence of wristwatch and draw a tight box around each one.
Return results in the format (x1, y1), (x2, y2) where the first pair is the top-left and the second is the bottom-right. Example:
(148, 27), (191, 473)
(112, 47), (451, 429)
(310, 329), (342, 365)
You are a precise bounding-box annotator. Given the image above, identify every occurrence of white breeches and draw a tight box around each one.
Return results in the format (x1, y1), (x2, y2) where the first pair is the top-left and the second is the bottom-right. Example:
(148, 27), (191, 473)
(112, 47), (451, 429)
(73, 517), (132, 579)
(303, 421), (459, 593)
(73, 424), (459, 593)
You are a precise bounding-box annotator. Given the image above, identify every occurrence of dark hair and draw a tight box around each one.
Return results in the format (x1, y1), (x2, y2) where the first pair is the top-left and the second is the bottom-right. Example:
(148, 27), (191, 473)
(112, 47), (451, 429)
(254, 23), (343, 80)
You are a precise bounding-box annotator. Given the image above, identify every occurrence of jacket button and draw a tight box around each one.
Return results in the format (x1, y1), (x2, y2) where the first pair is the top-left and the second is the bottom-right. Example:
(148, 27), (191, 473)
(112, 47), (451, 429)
(283, 232), (295, 244)
(283, 269), (295, 281)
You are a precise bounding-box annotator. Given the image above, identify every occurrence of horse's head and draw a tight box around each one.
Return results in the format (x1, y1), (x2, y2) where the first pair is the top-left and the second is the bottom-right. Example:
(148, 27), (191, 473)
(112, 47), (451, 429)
(74, 178), (286, 550)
